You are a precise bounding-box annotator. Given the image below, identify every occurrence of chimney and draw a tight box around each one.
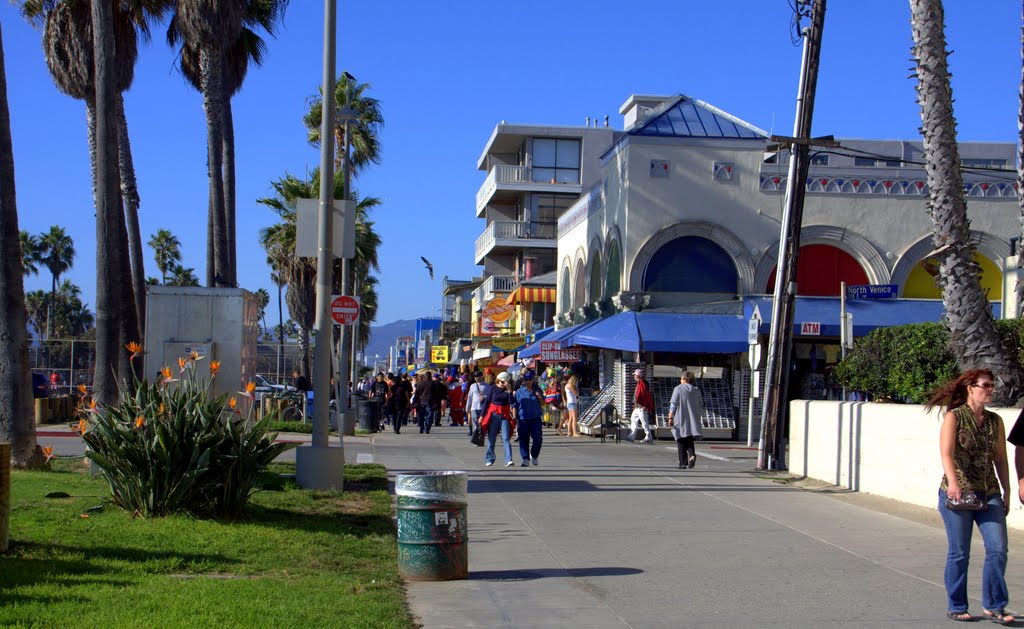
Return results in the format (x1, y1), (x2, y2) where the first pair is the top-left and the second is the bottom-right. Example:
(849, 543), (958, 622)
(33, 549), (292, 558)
(585, 116), (590, 127)
(604, 115), (609, 127)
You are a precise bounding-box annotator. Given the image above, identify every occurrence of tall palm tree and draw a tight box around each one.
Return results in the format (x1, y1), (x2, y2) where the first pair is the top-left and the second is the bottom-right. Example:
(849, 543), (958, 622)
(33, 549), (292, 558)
(254, 287), (270, 334)
(39, 225), (75, 339)
(910, 0), (1023, 401)
(269, 263), (285, 378)
(303, 74), (383, 176)
(169, 0), (288, 287)
(0, 21), (39, 468)
(19, 230), (41, 276)
(148, 227), (182, 284)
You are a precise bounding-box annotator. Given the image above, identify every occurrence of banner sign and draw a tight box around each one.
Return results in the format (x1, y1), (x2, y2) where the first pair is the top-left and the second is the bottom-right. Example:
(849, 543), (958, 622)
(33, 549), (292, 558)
(799, 322), (821, 336)
(845, 284), (898, 299)
(430, 345), (449, 364)
(492, 334), (527, 351)
(540, 341), (581, 362)
(481, 298), (515, 321)
(475, 357), (493, 367)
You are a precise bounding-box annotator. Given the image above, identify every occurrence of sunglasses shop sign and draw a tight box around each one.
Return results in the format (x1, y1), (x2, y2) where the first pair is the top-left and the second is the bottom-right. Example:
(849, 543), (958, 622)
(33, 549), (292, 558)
(540, 341), (581, 363)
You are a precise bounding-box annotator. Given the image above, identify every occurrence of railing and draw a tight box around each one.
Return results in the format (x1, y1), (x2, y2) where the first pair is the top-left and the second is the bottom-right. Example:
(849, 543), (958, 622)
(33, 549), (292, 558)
(479, 274), (517, 303)
(476, 164), (580, 212)
(474, 220), (558, 261)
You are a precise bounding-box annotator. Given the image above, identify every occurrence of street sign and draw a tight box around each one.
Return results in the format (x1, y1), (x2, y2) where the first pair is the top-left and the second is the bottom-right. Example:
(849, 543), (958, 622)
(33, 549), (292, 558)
(799, 322), (821, 336)
(846, 284), (898, 300)
(748, 319), (759, 345)
(330, 295), (360, 325)
(295, 199), (356, 259)
(748, 344), (762, 370)
(844, 313), (854, 349)
(752, 371), (761, 397)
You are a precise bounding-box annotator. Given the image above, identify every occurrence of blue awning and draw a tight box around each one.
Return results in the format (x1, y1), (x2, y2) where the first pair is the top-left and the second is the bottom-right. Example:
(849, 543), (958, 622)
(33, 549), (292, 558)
(529, 326), (555, 343)
(743, 296), (992, 336)
(567, 311), (748, 353)
(518, 320), (602, 358)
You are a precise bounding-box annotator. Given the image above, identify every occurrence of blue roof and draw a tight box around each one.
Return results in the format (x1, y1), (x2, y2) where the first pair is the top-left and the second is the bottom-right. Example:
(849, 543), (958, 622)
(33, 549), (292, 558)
(518, 320), (603, 358)
(569, 311), (748, 354)
(633, 95), (769, 140)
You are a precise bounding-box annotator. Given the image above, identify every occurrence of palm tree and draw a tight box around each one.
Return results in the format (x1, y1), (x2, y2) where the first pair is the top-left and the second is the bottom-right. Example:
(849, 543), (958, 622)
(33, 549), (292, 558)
(39, 225), (75, 339)
(167, 263), (200, 286)
(910, 0), (1023, 401)
(168, 0), (288, 287)
(303, 74), (383, 176)
(269, 264), (285, 379)
(19, 230), (41, 276)
(148, 227), (182, 284)
(254, 287), (270, 334)
(0, 21), (39, 468)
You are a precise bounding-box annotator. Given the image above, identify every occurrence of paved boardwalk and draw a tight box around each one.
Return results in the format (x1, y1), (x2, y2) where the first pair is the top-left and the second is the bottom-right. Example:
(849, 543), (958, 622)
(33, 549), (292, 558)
(348, 424), (1024, 629)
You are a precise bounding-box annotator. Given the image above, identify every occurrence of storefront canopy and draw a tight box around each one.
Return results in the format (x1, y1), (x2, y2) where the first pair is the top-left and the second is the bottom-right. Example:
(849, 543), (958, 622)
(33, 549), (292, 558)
(505, 287), (557, 305)
(518, 319), (604, 358)
(743, 296), (985, 336)
(568, 311), (749, 353)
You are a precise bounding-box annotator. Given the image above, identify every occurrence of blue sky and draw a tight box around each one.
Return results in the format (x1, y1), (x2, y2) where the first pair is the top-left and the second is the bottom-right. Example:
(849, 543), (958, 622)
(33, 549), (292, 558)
(2, 1), (1020, 328)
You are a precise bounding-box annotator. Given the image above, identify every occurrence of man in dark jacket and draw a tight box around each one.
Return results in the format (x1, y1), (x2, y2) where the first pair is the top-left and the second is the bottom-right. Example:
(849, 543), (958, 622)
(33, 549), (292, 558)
(413, 372), (434, 434)
(431, 373), (448, 427)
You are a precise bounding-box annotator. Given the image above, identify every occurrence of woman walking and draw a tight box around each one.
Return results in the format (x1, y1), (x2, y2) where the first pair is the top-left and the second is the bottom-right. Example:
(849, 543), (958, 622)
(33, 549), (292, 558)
(564, 374), (580, 437)
(481, 371), (516, 467)
(667, 371), (703, 469)
(928, 369), (1014, 624)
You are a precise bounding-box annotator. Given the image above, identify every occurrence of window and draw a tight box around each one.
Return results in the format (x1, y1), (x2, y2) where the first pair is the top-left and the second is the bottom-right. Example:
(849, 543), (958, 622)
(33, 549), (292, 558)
(530, 302), (556, 330)
(853, 157), (902, 167)
(961, 158), (1008, 168)
(809, 154), (829, 166)
(532, 138), (581, 184)
(853, 157), (875, 167)
(529, 194), (573, 238)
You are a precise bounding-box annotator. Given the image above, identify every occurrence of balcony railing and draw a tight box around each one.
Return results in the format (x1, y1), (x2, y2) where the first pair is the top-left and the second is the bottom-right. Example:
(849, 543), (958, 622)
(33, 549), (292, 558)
(474, 220), (558, 262)
(476, 164), (581, 214)
(474, 274), (517, 305)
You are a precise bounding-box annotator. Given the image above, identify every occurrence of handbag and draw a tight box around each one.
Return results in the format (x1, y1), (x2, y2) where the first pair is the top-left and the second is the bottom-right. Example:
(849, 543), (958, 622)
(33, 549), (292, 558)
(470, 426), (485, 447)
(945, 490), (985, 511)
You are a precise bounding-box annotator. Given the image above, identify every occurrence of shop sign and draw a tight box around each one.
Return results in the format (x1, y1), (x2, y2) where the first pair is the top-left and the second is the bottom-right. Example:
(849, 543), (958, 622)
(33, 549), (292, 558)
(492, 334), (527, 351)
(540, 340), (561, 352)
(540, 347), (582, 362)
(799, 322), (821, 336)
(476, 357), (493, 367)
(430, 345), (449, 364)
(481, 298), (515, 322)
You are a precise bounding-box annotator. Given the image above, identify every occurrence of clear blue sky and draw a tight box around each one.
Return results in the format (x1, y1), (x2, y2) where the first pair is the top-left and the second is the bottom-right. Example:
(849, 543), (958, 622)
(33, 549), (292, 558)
(2, 1), (1020, 328)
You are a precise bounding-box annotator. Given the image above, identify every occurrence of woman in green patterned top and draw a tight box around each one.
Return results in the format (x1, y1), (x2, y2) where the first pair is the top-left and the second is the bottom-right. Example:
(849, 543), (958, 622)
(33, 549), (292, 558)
(927, 368), (1014, 624)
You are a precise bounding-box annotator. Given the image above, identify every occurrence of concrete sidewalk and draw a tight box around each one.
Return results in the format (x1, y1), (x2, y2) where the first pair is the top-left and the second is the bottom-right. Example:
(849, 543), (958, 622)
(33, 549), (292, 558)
(359, 424), (1024, 628)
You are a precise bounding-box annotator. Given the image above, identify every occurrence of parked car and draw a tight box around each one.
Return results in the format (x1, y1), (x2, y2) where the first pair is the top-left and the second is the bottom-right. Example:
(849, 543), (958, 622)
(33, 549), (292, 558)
(253, 374), (293, 401)
(31, 372), (49, 398)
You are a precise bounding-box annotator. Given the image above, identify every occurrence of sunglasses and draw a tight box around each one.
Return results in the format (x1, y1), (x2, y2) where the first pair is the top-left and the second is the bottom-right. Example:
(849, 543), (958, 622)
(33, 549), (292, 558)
(972, 382), (995, 390)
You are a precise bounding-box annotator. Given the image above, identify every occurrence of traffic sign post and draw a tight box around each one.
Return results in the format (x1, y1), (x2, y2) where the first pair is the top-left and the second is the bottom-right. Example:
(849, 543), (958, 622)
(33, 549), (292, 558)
(747, 306), (762, 447)
(330, 295), (360, 326)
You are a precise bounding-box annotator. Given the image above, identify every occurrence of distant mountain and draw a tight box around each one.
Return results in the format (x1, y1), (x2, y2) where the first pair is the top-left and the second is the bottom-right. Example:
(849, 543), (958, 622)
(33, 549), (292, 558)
(363, 319), (417, 365)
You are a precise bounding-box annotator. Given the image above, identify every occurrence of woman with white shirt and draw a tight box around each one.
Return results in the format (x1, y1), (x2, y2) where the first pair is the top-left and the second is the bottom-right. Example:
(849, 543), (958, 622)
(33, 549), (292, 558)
(563, 374), (580, 437)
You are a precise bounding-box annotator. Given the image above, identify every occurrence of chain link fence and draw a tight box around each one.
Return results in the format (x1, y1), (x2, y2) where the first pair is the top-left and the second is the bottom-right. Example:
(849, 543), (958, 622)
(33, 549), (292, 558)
(29, 338), (307, 393)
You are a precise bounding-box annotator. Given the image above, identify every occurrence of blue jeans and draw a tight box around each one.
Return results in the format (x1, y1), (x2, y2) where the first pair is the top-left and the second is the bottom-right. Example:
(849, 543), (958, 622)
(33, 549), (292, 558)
(418, 405), (432, 433)
(485, 419), (513, 466)
(518, 416), (543, 462)
(469, 409), (481, 436)
(937, 489), (1008, 613)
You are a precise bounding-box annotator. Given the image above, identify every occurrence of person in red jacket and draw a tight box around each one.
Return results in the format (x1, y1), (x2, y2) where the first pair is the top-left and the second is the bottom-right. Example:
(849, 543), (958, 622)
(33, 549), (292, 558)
(626, 368), (656, 443)
(447, 376), (466, 426)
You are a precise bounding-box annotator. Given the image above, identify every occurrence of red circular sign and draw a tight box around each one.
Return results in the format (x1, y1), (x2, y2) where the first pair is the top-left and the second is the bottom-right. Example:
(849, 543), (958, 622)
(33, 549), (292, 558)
(331, 295), (360, 325)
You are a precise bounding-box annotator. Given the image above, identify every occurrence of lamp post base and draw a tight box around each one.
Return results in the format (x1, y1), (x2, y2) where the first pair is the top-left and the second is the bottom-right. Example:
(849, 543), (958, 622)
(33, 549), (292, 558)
(295, 445), (345, 490)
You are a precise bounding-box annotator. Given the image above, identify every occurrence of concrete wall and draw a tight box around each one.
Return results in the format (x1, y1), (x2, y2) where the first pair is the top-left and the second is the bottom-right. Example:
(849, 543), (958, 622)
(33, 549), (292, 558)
(789, 400), (1024, 529)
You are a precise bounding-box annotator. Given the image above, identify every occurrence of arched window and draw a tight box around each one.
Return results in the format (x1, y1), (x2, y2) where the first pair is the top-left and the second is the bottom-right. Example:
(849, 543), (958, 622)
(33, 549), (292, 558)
(559, 267), (572, 313)
(605, 241), (622, 297)
(643, 236), (738, 293)
(766, 244), (868, 296)
(903, 252), (1002, 300)
(589, 252), (603, 302)
(573, 263), (587, 310)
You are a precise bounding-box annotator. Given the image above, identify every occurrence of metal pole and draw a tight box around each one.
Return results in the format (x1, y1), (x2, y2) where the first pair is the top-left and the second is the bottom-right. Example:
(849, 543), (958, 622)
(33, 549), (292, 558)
(747, 371), (756, 447)
(759, 0), (826, 471)
(337, 119), (352, 417)
(310, 0), (337, 449)
(69, 340), (75, 394)
(350, 275), (359, 392)
(840, 280), (847, 401)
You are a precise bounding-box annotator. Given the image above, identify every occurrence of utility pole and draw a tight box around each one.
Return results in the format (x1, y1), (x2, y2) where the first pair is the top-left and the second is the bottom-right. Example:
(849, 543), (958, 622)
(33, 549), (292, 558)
(758, 0), (827, 471)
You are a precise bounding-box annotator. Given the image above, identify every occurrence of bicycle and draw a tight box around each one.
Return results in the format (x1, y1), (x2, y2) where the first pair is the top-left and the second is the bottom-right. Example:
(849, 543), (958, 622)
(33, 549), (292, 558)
(274, 391), (308, 423)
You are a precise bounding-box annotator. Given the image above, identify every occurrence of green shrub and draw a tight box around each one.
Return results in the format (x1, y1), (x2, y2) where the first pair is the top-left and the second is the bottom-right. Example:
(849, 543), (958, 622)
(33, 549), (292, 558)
(80, 354), (295, 517)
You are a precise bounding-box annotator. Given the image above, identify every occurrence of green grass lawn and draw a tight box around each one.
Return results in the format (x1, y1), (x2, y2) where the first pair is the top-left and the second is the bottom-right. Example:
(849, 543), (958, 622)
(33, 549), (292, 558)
(1, 459), (413, 628)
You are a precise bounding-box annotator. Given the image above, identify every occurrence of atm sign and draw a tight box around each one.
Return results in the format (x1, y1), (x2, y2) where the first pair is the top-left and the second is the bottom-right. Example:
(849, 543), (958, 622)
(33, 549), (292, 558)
(800, 322), (821, 336)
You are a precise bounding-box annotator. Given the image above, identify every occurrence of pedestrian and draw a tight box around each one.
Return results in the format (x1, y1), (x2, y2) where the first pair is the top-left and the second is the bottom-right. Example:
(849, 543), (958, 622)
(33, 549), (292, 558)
(927, 368), (1014, 624)
(626, 368), (656, 443)
(466, 371), (488, 439)
(431, 373), (447, 427)
(448, 375), (467, 427)
(514, 370), (544, 466)
(413, 372), (434, 434)
(481, 371), (516, 467)
(391, 374), (409, 434)
(564, 373), (580, 437)
(667, 371), (703, 469)
(370, 372), (388, 430)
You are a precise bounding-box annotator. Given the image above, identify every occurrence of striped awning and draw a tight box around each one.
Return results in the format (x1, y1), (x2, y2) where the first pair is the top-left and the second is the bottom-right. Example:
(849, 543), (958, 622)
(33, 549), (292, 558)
(505, 287), (556, 305)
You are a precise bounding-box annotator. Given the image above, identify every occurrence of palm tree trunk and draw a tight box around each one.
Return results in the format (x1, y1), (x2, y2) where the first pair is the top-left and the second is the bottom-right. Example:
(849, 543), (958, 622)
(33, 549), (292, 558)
(277, 283), (283, 380)
(223, 96), (236, 287)
(115, 92), (146, 336)
(115, 185), (139, 388)
(298, 326), (310, 381)
(200, 49), (229, 286)
(90, 0), (121, 405)
(910, 0), (1024, 401)
(47, 272), (55, 339)
(1016, 2), (1024, 308)
(0, 22), (39, 468)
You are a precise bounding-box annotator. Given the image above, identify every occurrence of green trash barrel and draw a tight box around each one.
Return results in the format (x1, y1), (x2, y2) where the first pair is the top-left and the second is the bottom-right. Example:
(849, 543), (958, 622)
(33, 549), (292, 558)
(395, 471), (468, 581)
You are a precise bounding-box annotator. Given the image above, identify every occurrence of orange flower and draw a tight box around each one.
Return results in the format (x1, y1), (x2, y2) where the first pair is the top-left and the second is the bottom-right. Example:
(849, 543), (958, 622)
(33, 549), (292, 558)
(76, 383), (87, 395)
(239, 381), (256, 399)
(228, 397), (238, 410)
(135, 416), (145, 428)
(178, 357), (188, 372)
(190, 351), (204, 362)
(209, 360), (221, 377)
(85, 399), (98, 414)
(42, 446), (54, 462)
(76, 418), (88, 435)
(79, 513), (90, 519)
(125, 342), (143, 358)
(158, 403), (165, 415)
(159, 366), (177, 384)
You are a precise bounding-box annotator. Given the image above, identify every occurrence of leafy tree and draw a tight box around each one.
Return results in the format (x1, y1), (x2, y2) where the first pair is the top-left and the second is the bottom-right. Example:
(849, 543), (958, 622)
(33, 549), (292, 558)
(909, 0), (1023, 401)
(167, 263), (200, 287)
(148, 227), (182, 284)
(38, 225), (74, 338)
(0, 20), (39, 467)
(303, 73), (383, 175)
(19, 230), (40, 276)
(254, 287), (270, 333)
(26, 281), (94, 339)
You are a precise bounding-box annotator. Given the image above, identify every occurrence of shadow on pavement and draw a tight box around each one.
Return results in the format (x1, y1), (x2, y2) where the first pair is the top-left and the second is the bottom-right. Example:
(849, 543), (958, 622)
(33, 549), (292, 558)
(470, 566), (643, 581)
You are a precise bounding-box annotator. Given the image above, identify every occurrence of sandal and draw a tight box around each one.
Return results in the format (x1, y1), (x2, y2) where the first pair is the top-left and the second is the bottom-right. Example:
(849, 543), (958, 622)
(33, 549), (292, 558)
(946, 611), (973, 622)
(983, 609), (1016, 625)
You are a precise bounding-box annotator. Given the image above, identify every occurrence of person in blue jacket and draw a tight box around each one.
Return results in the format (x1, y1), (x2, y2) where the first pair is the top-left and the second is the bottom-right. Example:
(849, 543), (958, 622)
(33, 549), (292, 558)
(513, 370), (545, 466)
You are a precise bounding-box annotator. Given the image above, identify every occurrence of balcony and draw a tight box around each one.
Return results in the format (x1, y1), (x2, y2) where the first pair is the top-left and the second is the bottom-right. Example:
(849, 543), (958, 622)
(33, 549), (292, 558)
(473, 274), (517, 307)
(476, 165), (583, 216)
(474, 220), (557, 264)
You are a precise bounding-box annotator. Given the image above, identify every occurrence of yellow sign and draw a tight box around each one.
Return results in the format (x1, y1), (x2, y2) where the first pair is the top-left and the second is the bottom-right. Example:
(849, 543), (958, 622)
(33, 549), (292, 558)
(482, 297), (515, 323)
(430, 345), (449, 364)
(475, 357), (493, 368)
(492, 334), (527, 351)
